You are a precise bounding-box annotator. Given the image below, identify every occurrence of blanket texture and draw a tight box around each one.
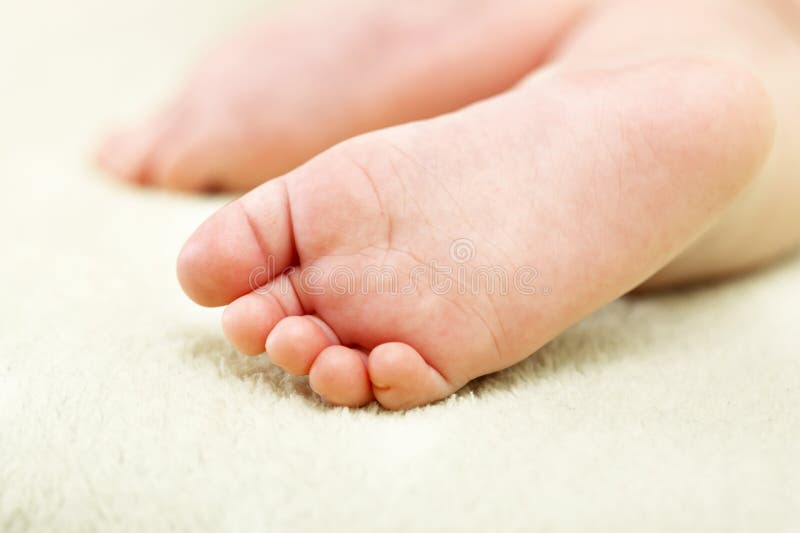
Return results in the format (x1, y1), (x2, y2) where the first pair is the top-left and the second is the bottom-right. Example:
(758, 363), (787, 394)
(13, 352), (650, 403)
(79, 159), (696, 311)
(1, 1), (798, 531)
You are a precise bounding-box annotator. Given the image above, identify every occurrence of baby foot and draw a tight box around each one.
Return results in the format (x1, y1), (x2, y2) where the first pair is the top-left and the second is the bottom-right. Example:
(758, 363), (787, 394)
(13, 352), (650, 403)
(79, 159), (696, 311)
(177, 57), (772, 409)
(95, 0), (585, 191)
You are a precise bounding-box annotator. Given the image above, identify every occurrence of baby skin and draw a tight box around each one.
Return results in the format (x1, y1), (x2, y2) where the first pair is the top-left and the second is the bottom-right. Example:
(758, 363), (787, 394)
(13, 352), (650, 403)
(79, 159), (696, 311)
(102, 0), (800, 408)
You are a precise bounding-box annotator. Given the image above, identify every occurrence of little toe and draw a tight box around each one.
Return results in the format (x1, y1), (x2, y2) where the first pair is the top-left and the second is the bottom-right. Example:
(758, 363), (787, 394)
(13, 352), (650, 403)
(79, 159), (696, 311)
(368, 343), (455, 410)
(221, 275), (304, 356)
(266, 315), (338, 375)
(309, 346), (373, 407)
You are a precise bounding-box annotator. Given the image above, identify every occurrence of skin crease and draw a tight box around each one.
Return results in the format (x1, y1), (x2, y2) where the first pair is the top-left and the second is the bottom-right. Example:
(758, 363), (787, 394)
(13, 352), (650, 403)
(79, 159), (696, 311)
(105, 0), (800, 408)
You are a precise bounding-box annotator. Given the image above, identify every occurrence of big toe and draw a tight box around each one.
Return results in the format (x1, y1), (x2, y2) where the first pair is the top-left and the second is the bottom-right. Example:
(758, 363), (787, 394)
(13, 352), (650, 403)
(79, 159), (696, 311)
(95, 127), (148, 183)
(148, 124), (259, 192)
(95, 114), (171, 184)
(177, 178), (296, 307)
(309, 346), (374, 407)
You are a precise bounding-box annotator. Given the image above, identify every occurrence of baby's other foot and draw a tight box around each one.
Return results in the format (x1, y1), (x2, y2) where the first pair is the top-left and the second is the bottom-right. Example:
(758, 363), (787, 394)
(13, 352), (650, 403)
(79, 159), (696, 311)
(95, 0), (585, 191)
(177, 57), (772, 409)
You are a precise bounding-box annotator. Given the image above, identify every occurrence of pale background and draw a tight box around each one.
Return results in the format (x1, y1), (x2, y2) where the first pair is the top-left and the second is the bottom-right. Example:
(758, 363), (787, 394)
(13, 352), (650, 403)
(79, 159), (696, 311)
(1, 1), (799, 532)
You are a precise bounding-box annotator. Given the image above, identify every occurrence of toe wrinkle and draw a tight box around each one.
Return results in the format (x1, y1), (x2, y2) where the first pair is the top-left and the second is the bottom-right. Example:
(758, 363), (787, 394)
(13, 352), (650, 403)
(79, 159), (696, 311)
(238, 200), (271, 270)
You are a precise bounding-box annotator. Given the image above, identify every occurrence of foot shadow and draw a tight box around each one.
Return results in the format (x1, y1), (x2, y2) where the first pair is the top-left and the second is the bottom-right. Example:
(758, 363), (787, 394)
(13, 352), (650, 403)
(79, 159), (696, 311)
(463, 250), (800, 401)
(462, 298), (647, 400)
(173, 327), (323, 405)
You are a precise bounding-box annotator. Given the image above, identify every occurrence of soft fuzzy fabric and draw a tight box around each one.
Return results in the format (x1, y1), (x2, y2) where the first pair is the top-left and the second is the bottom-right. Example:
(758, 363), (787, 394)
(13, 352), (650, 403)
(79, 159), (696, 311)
(2, 1), (799, 532)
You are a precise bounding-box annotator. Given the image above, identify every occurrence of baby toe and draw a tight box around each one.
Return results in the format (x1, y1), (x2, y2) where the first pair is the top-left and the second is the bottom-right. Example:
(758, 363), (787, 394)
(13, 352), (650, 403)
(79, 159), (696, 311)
(221, 276), (305, 355)
(309, 346), (373, 407)
(265, 315), (337, 375)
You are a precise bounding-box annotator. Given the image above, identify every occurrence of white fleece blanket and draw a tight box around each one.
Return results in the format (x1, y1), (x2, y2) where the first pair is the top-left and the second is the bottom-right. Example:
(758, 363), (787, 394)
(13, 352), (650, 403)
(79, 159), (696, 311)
(1, 1), (798, 531)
